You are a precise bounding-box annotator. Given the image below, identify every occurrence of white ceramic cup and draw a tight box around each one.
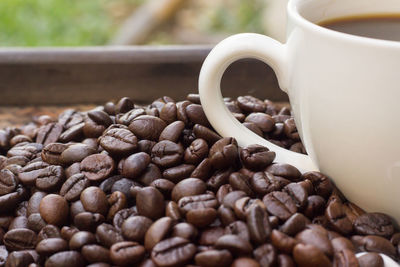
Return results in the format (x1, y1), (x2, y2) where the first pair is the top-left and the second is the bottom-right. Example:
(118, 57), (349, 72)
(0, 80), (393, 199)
(199, 0), (400, 235)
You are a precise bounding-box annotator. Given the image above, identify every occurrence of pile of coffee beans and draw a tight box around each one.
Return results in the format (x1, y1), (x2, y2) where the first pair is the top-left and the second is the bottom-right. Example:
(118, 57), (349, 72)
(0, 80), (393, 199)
(0, 94), (398, 267)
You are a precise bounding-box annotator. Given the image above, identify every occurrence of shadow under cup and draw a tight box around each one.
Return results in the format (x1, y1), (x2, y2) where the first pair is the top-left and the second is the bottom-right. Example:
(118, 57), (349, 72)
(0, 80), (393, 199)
(285, 0), (400, 224)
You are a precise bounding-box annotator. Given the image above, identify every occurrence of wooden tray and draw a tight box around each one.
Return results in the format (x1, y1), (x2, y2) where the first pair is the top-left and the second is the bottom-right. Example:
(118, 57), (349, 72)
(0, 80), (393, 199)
(0, 46), (288, 127)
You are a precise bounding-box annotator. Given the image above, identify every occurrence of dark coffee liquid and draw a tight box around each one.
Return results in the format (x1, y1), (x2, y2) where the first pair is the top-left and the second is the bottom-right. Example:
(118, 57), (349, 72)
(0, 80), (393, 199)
(319, 15), (400, 42)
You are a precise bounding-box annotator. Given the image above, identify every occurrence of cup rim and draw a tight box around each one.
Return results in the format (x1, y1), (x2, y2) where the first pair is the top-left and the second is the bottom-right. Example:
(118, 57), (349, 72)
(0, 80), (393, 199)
(288, 0), (400, 48)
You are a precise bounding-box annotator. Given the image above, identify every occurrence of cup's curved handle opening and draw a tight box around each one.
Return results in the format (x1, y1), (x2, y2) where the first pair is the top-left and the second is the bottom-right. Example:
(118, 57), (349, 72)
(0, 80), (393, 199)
(198, 33), (318, 173)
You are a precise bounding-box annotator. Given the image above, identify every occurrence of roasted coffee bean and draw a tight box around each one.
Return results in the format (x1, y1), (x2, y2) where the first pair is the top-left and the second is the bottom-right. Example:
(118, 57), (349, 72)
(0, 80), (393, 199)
(110, 241), (145, 266)
(171, 178), (206, 202)
(271, 230), (297, 254)
(70, 200), (86, 218)
(44, 251), (85, 267)
(199, 227), (225, 246)
(116, 97), (135, 113)
(229, 172), (254, 197)
(263, 191), (297, 221)
(231, 257), (260, 267)
(353, 213), (394, 237)
(296, 225), (333, 257)
(136, 187), (164, 220)
(293, 243), (332, 267)
(302, 171), (333, 199)
(145, 217), (174, 251)
(37, 225), (61, 242)
(192, 124), (221, 145)
(357, 252), (384, 267)
(159, 103), (177, 125)
(253, 243), (277, 267)
(222, 191), (247, 210)
(184, 139), (208, 165)
(107, 191), (126, 220)
(191, 158), (212, 180)
(4, 228), (37, 251)
(122, 216), (153, 242)
(240, 145), (275, 171)
(151, 237), (196, 267)
(27, 213), (46, 232)
(283, 118), (300, 140)
(117, 108), (146, 125)
(96, 223), (124, 248)
(218, 205), (237, 226)
(237, 96), (266, 113)
(0, 169), (18, 196)
(333, 249), (359, 267)
(165, 201), (182, 220)
(194, 249), (232, 267)
(113, 208), (137, 231)
(171, 223), (197, 241)
(209, 137), (238, 169)
(245, 113), (274, 133)
(81, 244), (111, 264)
(207, 168), (232, 191)
(60, 173), (89, 202)
(246, 205), (271, 244)
(80, 154), (115, 181)
(36, 123), (63, 146)
(5, 251), (34, 267)
(8, 216), (28, 230)
(15, 201), (29, 217)
(216, 184), (233, 205)
(331, 237), (356, 253)
(186, 208), (217, 228)
(119, 152), (152, 179)
(215, 234), (253, 255)
(18, 161), (49, 186)
(39, 194), (69, 226)
(358, 235), (396, 258)
(151, 140), (184, 168)
(58, 122), (84, 142)
(35, 165), (65, 191)
(243, 122), (263, 136)
(159, 121), (184, 142)
(36, 238), (68, 256)
(7, 143), (42, 160)
(0, 186), (27, 213)
(129, 115), (166, 141)
(100, 127), (138, 156)
(284, 182), (309, 209)
(83, 111), (111, 138)
(69, 231), (96, 250)
(186, 104), (210, 127)
(58, 109), (83, 129)
(80, 187), (109, 216)
(265, 163), (301, 181)
(139, 164), (162, 185)
(74, 212), (105, 232)
(304, 195), (326, 219)
(112, 178), (139, 200)
(233, 197), (265, 220)
(150, 179), (175, 197)
(343, 202), (365, 224)
(64, 162), (81, 179)
(162, 164), (195, 183)
(325, 201), (353, 235)
(60, 143), (96, 165)
(60, 226), (79, 241)
(250, 172), (290, 195)
(224, 221), (250, 242)
(41, 143), (68, 165)
(280, 213), (310, 236)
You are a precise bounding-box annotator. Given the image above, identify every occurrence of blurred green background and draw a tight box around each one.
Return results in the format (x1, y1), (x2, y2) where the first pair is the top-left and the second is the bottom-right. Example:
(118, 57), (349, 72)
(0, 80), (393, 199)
(0, 0), (266, 46)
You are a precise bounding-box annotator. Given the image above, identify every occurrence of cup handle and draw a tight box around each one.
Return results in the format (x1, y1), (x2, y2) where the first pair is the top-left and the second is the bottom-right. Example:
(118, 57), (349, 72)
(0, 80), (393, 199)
(199, 33), (318, 173)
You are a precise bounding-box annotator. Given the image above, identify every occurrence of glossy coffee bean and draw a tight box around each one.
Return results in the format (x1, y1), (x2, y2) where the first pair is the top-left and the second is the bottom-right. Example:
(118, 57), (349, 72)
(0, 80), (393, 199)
(136, 187), (164, 220)
(60, 143), (96, 165)
(263, 191), (297, 221)
(99, 126), (138, 156)
(151, 237), (196, 267)
(80, 187), (109, 216)
(39, 194), (69, 226)
(159, 121), (184, 142)
(184, 138), (208, 165)
(215, 234), (253, 255)
(151, 140), (184, 168)
(69, 231), (96, 250)
(36, 123), (63, 146)
(44, 251), (85, 267)
(171, 178), (206, 202)
(60, 173), (90, 202)
(122, 216), (153, 242)
(120, 152), (150, 178)
(295, 225), (333, 257)
(253, 243), (277, 267)
(237, 96), (266, 113)
(74, 212), (105, 232)
(209, 137), (238, 170)
(271, 230), (297, 254)
(186, 208), (217, 228)
(5, 251), (34, 267)
(80, 154), (115, 181)
(293, 243), (332, 267)
(37, 225), (61, 242)
(113, 208), (137, 231)
(250, 172), (290, 195)
(3, 228), (37, 251)
(353, 213), (394, 237)
(0, 169), (18, 196)
(246, 205), (271, 245)
(129, 115), (166, 141)
(35, 165), (65, 192)
(81, 244), (111, 264)
(145, 217), (174, 251)
(110, 241), (145, 266)
(194, 249), (232, 267)
(36, 238), (68, 256)
(41, 143), (68, 165)
(96, 223), (124, 248)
